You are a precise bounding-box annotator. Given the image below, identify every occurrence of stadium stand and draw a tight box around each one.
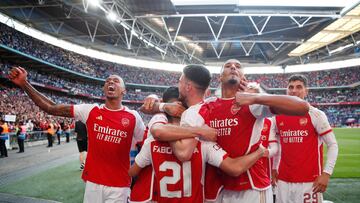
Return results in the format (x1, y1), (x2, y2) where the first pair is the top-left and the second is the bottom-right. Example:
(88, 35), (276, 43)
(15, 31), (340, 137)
(0, 24), (359, 127)
(1, 23), (359, 88)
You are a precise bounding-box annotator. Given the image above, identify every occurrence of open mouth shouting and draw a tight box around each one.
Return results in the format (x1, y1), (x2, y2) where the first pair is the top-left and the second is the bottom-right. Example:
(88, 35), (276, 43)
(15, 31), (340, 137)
(107, 85), (116, 95)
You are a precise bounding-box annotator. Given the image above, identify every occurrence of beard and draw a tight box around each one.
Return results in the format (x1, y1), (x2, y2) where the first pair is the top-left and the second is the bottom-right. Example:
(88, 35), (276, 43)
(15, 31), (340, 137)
(227, 78), (239, 85)
(178, 93), (189, 108)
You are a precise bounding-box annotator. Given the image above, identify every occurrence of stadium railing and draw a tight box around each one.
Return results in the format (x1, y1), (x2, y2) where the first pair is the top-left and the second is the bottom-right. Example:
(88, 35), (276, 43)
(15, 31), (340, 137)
(7, 130), (75, 149)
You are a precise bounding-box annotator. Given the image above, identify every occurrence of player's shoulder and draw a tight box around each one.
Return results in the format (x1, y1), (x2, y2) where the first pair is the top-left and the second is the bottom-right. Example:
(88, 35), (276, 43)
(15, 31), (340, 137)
(122, 106), (142, 117)
(182, 102), (202, 117)
(143, 136), (155, 146)
(204, 96), (218, 103)
(150, 113), (168, 121)
(73, 103), (99, 115)
(76, 103), (99, 109)
(309, 106), (327, 119)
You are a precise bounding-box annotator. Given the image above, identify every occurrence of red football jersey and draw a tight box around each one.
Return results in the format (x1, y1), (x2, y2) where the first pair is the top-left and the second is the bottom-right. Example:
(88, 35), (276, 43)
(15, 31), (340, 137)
(130, 113), (168, 202)
(135, 137), (227, 203)
(130, 165), (157, 202)
(72, 104), (145, 187)
(274, 106), (332, 182)
(196, 97), (273, 192)
(260, 118), (276, 178)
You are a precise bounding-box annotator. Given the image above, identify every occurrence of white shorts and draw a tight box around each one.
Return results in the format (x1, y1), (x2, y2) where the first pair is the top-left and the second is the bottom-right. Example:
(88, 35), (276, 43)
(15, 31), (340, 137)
(220, 188), (273, 203)
(84, 181), (130, 203)
(275, 180), (323, 203)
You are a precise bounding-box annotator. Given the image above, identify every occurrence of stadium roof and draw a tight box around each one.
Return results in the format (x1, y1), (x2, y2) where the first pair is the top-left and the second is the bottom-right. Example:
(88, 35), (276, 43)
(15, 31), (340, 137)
(0, 0), (359, 68)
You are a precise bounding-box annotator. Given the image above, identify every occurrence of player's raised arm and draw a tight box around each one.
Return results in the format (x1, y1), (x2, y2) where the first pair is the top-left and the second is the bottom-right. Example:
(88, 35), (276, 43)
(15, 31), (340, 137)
(8, 66), (73, 117)
(235, 92), (309, 116)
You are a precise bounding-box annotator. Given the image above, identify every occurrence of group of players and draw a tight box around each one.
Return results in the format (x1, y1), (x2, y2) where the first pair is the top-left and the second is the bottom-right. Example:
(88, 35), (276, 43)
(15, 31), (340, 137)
(8, 59), (338, 203)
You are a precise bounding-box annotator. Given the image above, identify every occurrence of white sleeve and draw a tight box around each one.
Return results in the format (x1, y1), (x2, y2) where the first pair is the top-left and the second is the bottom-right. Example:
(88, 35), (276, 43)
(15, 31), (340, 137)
(267, 117), (278, 157)
(202, 141), (227, 168)
(73, 104), (97, 123)
(272, 134), (281, 170)
(133, 111), (146, 143)
(180, 105), (205, 127)
(268, 117), (277, 142)
(134, 138), (152, 168)
(320, 132), (338, 175)
(309, 107), (332, 136)
(249, 103), (274, 119)
(148, 113), (168, 129)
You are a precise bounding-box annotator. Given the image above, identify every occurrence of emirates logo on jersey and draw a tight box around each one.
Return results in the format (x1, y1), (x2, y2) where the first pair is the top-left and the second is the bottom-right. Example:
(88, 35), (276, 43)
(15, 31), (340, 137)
(122, 118), (130, 127)
(262, 123), (269, 132)
(299, 118), (308, 126)
(230, 103), (241, 115)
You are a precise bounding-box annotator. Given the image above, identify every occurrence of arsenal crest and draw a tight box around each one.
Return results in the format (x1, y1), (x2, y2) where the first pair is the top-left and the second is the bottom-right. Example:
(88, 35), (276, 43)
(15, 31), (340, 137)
(122, 118), (130, 127)
(231, 103), (241, 115)
(299, 118), (308, 126)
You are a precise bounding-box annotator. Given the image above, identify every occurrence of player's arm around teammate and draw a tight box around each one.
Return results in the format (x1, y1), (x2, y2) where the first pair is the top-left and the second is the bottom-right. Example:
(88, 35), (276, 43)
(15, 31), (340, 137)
(129, 138), (268, 178)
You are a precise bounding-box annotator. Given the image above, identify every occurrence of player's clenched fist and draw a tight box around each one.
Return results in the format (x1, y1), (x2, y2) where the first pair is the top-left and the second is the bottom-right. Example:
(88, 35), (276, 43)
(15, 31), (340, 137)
(8, 66), (28, 87)
(235, 92), (258, 106)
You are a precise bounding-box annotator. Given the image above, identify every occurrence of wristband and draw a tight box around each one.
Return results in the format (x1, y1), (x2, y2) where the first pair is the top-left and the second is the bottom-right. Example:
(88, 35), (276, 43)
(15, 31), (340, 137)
(159, 103), (165, 112)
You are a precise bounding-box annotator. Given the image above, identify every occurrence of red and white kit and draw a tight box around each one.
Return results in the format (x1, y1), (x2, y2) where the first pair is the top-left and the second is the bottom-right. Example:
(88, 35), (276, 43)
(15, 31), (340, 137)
(130, 113), (168, 203)
(135, 136), (228, 203)
(260, 118), (277, 178)
(182, 97), (274, 202)
(272, 106), (338, 203)
(72, 104), (145, 187)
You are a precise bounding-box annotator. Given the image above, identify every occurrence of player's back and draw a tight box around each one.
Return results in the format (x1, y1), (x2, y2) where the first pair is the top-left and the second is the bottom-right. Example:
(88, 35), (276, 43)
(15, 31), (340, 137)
(150, 140), (204, 203)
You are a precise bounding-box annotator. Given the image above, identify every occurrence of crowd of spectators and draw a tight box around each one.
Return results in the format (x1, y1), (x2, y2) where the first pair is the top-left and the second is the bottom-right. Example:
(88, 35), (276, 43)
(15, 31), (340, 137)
(0, 23), (359, 127)
(243, 67), (360, 88)
(2, 62), (359, 104)
(1, 82), (358, 127)
(1, 23), (359, 89)
(270, 88), (360, 103)
(0, 86), (153, 129)
(1, 62), (161, 101)
(307, 89), (360, 103)
(319, 106), (359, 127)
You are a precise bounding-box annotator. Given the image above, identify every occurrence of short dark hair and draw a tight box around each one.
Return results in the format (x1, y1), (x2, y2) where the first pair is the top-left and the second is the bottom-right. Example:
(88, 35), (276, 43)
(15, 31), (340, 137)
(288, 74), (308, 87)
(183, 64), (211, 91)
(162, 86), (179, 103)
